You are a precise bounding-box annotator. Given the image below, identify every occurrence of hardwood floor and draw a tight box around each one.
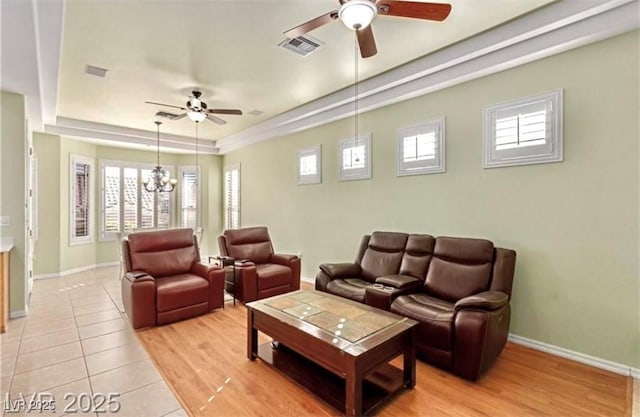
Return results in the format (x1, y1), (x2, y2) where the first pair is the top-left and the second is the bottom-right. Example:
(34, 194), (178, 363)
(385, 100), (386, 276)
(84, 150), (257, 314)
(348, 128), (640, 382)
(137, 297), (633, 417)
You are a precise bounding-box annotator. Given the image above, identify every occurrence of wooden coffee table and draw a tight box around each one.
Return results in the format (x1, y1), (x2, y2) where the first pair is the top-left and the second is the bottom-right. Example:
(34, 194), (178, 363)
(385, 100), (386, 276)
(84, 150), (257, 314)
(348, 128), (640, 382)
(246, 290), (418, 416)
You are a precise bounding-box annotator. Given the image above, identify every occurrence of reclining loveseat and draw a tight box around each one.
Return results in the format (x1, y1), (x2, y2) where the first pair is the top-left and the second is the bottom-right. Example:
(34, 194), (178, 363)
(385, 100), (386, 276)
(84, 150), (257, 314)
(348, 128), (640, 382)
(316, 231), (516, 380)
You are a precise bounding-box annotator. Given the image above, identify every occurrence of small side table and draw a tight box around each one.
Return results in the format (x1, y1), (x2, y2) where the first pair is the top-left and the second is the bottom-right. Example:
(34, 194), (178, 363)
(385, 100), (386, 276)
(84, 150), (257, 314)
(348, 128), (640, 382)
(209, 256), (236, 306)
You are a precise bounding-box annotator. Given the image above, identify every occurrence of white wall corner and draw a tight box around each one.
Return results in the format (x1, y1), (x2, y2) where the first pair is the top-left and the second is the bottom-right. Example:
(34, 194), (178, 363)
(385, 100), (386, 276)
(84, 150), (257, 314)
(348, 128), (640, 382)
(301, 276), (315, 285)
(10, 310), (27, 319)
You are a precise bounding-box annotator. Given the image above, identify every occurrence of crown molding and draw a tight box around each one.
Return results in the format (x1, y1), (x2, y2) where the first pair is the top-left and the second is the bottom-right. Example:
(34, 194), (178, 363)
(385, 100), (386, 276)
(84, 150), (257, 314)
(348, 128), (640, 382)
(44, 117), (219, 154)
(216, 0), (639, 154)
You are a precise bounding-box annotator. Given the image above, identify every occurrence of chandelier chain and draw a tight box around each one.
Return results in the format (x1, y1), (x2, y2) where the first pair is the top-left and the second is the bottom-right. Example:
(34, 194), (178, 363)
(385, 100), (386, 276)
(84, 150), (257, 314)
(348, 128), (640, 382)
(354, 33), (359, 145)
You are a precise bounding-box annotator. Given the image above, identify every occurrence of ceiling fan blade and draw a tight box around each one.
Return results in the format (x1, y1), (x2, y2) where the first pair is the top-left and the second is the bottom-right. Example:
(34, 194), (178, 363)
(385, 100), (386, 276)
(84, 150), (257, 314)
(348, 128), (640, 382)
(208, 109), (243, 115)
(145, 101), (187, 111)
(172, 113), (188, 120)
(356, 25), (377, 58)
(283, 10), (339, 39)
(206, 114), (227, 125)
(377, 1), (452, 21)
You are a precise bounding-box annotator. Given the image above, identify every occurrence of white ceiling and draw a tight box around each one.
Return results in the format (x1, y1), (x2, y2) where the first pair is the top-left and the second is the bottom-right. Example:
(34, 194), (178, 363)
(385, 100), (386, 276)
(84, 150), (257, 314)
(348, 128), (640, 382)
(2, 0), (638, 154)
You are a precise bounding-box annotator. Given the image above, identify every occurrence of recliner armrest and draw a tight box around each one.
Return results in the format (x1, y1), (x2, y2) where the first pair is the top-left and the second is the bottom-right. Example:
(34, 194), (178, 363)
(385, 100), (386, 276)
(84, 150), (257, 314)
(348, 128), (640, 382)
(319, 263), (361, 279)
(455, 291), (509, 311)
(235, 260), (255, 268)
(190, 262), (222, 279)
(270, 253), (299, 266)
(124, 271), (154, 283)
(375, 275), (421, 290)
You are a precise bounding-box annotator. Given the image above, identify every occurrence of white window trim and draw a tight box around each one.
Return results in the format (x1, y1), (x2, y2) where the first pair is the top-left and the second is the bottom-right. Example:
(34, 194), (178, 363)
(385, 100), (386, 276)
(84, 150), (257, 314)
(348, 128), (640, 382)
(69, 154), (95, 246)
(297, 145), (322, 185)
(178, 165), (201, 229)
(223, 163), (241, 230)
(99, 159), (176, 242)
(397, 117), (445, 176)
(338, 134), (372, 181)
(483, 89), (563, 168)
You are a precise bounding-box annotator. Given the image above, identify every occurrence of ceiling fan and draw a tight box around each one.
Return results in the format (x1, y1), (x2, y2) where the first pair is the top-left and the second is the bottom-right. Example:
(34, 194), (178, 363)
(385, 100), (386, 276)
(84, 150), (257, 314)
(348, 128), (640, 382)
(145, 90), (242, 125)
(284, 0), (452, 58)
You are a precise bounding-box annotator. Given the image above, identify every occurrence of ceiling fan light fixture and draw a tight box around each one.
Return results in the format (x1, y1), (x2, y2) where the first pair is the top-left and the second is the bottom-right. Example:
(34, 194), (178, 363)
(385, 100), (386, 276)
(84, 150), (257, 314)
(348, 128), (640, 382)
(339, 0), (377, 30)
(187, 110), (207, 123)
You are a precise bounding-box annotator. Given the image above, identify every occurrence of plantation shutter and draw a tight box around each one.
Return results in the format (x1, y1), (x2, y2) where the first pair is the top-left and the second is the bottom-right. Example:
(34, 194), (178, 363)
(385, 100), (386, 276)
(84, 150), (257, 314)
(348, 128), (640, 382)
(74, 163), (90, 237)
(104, 166), (120, 233)
(224, 166), (240, 230)
(181, 170), (198, 228)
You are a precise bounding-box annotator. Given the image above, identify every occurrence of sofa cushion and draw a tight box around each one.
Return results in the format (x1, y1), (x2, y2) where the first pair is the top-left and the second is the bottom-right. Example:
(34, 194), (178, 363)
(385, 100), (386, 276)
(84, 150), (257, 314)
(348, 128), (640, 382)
(156, 274), (209, 312)
(391, 293), (455, 351)
(128, 229), (197, 278)
(399, 234), (435, 279)
(224, 227), (274, 264)
(256, 264), (292, 290)
(326, 278), (370, 303)
(424, 237), (494, 302)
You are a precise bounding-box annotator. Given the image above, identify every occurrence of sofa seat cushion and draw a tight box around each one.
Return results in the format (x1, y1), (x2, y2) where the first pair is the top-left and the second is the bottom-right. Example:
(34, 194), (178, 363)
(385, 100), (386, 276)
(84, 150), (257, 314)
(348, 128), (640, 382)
(256, 264), (292, 290)
(326, 278), (370, 303)
(391, 293), (455, 351)
(156, 274), (209, 313)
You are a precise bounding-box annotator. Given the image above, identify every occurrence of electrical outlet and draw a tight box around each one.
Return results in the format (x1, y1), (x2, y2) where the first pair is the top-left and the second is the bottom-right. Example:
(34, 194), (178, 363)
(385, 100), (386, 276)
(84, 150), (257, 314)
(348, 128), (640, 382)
(0, 216), (9, 226)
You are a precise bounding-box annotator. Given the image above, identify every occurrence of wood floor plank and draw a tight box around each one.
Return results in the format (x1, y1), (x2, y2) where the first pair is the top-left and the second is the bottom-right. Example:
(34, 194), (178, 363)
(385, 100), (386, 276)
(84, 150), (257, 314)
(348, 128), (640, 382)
(136, 295), (632, 417)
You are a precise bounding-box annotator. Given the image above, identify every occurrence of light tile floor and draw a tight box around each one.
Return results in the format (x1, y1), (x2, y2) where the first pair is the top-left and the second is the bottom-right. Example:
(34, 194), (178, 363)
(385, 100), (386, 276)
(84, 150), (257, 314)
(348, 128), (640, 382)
(0, 266), (187, 417)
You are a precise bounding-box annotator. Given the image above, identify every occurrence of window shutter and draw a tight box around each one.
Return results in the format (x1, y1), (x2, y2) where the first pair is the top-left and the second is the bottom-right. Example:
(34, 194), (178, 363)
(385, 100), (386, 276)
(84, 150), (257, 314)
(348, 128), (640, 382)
(104, 166), (120, 233)
(74, 163), (89, 237)
(123, 168), (138, 231)
(224, 165), (240, 230)
(181, 169), (198, 228)
(139, 168), (155, 229)
(397, 118), (445, 176)
(484, 89), (562, 168)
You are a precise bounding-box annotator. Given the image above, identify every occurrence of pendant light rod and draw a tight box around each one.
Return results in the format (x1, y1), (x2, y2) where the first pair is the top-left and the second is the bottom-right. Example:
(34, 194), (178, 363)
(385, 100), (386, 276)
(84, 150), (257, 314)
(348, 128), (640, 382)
(155, 121), (161, 168)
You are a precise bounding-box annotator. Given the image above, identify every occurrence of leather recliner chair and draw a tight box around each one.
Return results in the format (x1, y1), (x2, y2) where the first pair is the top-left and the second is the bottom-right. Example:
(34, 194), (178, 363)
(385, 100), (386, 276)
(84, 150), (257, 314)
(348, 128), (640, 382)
(121, 228), (225, 329)
(390, 237), (516, 380)
(218, 226), (301, 303)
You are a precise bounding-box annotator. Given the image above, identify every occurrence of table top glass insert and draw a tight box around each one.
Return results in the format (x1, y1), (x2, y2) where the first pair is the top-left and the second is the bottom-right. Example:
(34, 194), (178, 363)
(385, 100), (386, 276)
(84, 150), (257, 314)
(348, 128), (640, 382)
(263, 291), (401, 343)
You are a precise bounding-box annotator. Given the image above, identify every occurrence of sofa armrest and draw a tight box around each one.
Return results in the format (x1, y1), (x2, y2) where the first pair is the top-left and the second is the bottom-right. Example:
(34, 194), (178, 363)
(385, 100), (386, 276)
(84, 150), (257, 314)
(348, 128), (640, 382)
(270, 253), (299, 266)
(234, 262), (258, 303)
(319, 263), (361, 279)
(375, 275), (421, 290)
(455, 291), (509, 311)
(123, 271), (154, 283)
(191, 262), (225, 310)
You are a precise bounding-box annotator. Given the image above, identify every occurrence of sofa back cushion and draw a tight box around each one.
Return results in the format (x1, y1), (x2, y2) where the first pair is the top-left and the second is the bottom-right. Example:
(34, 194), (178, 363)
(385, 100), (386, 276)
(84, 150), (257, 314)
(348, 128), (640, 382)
(360, 232), (408, 281)
(223, 226), (274, 264)
(127, 228), (197, 278)
(424, 237), (494, 302)
(399, 234), (435, 279)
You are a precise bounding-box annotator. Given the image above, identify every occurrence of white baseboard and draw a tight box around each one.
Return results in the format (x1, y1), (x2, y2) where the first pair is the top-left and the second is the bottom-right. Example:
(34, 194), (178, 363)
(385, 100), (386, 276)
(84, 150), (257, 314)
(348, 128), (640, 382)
(10, 310), (26, 319)
(33, 262), (120, 280)
(509, 334), (640, 377)
(301, 276), (314, 285)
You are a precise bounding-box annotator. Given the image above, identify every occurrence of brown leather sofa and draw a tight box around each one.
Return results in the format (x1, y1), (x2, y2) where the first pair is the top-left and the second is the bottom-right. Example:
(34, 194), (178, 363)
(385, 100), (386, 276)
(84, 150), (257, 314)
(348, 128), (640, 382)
(218, 227), (301, 303)
(316, 231), (516, 380)
(121, 228), (225, 329)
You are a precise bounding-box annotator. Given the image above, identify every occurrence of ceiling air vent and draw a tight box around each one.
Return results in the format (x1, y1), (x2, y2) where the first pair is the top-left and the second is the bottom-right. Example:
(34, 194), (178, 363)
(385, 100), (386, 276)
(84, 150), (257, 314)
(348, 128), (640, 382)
(155, 111), (180, 120)
(278, 35), (324, 57)
(85, 64), (108, 78)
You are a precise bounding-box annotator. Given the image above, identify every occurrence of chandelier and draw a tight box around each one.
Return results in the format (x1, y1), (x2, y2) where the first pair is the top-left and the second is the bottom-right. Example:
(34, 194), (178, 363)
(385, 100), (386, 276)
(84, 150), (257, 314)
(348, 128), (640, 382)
(143, 121), (177, 192)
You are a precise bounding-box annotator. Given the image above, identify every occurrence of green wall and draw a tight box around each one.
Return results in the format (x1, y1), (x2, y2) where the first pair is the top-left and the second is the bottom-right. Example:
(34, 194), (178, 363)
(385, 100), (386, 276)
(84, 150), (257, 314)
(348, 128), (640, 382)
(0, 91), (26, 314)
(33, 135), (223, 275)
(223, 32), (640, 368)
(33, 133), (61, 275)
